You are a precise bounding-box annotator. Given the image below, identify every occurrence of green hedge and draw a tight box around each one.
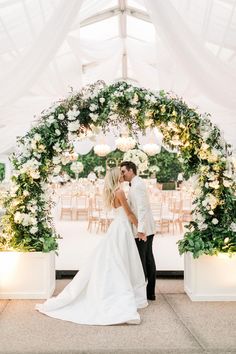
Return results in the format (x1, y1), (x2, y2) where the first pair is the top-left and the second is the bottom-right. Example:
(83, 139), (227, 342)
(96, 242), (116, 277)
(63, 147), (182, 183)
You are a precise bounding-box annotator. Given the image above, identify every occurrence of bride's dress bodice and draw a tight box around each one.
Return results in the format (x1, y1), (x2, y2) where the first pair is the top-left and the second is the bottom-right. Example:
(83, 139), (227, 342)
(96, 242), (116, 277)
(113, 206), (128, 221)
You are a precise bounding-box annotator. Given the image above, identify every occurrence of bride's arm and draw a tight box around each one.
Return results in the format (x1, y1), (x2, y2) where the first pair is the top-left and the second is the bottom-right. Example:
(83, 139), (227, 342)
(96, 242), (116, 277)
(115, 190), (138, 227)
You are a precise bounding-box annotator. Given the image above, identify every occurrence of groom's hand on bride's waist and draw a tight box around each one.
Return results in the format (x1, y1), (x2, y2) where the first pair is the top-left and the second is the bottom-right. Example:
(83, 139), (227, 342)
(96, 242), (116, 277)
(137, 232), (147, 242)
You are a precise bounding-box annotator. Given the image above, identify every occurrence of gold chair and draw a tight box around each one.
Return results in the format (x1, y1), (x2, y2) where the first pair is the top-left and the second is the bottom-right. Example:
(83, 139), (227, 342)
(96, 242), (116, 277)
(60, 195), (73, 220)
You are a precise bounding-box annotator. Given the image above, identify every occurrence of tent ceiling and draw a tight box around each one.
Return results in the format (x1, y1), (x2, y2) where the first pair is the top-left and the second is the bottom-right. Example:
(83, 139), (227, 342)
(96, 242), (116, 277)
(0, 0), (236, 154)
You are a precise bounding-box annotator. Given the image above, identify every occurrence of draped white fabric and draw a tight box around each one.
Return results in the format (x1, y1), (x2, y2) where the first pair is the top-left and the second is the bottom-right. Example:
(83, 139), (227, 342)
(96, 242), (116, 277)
(0, 0), (236, 154)
(143, 0), (236, 147)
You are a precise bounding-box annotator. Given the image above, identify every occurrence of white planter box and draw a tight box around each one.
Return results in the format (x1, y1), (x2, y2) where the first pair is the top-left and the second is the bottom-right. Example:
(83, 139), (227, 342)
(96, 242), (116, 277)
(184, 252), (236, 301)
(0, 251), (55, 299)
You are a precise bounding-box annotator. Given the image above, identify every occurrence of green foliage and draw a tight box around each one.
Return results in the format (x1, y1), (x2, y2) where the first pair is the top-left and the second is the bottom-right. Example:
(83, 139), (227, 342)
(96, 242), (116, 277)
(149, 148), (182, 183)
(64, 147), (182, 183)
(0, 163), (5, 181)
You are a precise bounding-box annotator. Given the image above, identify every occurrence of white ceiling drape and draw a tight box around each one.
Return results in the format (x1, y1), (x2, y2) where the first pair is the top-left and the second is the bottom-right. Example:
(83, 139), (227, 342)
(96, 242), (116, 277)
(0, 0), (236, 154)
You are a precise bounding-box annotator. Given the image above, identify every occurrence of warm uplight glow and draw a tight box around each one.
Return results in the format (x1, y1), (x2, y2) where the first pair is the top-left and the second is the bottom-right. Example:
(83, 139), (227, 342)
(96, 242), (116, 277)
(0, 252), (21, 285)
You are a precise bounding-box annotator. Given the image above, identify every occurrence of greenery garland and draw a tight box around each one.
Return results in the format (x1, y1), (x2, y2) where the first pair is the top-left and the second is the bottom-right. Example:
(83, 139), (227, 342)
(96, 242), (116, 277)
(0, 80), (235, 257)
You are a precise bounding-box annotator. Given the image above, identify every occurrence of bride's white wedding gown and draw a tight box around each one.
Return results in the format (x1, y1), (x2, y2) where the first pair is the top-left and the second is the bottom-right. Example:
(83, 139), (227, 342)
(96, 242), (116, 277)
(36, 206), (148, 325)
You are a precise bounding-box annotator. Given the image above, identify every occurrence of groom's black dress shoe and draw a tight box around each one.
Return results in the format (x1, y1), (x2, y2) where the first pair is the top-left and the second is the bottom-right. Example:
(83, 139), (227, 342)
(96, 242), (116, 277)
(147, 295), (156, 301)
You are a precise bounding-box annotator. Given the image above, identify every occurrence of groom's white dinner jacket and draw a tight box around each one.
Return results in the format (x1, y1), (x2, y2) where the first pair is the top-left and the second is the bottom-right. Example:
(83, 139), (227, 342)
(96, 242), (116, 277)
(128, 176), (156, 238)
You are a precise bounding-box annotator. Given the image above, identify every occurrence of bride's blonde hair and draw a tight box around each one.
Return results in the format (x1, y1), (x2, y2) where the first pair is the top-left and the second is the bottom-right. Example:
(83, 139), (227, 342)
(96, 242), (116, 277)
(103, 167), (120, 209)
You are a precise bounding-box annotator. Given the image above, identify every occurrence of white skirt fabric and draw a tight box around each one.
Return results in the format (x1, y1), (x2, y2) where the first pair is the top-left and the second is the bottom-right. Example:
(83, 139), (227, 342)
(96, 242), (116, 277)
(36, 207), (148, 325)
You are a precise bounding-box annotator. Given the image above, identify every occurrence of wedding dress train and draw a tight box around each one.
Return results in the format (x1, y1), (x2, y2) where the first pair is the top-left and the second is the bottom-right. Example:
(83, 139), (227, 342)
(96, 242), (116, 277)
(36, 206), (148, 325)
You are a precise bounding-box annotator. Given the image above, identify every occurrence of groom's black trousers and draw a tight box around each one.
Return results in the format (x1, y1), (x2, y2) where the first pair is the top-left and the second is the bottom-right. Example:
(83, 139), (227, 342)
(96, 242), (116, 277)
(135, 234), (156, 297)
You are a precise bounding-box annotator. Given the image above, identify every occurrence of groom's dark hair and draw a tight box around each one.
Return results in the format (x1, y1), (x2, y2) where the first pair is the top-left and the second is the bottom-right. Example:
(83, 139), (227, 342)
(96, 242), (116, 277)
(120, 161), (137, 175)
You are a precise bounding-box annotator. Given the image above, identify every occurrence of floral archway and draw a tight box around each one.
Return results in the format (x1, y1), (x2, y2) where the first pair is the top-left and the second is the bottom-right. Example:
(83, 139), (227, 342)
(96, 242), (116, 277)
(1, 81), (235, 257)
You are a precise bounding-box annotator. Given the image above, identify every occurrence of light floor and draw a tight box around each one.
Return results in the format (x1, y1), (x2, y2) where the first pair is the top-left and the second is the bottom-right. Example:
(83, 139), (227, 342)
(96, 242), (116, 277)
(1, 279), (236, 354)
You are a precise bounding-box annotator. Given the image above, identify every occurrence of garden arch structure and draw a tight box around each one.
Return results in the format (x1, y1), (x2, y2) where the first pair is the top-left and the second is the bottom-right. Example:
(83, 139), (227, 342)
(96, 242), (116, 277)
(1, 81), (235, 257)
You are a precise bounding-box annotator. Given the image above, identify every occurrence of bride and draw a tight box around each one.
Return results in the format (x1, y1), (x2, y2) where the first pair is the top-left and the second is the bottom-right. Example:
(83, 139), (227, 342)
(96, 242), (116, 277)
(36, 167), (148, 325)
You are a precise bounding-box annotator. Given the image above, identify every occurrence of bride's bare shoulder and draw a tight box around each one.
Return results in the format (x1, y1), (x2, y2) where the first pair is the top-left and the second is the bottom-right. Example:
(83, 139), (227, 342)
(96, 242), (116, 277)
(115, 188), (125, 197)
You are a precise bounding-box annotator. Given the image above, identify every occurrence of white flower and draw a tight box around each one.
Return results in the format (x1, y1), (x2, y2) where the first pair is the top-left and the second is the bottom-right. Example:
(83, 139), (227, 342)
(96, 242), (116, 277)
(209, 180), (220, 189)
(58, 113), (65, 120)
(33, 133), (41, 141)
(201, 131), (210, 141)
(198, 223), (208, 230)
(46, 115), (55, 126)
(67, 109), (80, 121)
(99, 97), (105, 104)
(89, 103), (98, 112)
(68, 121), (80, 132)
(123, 149), (148, 173)
(212, 218), (219, 225)
(55, 129), (61, 136)
(61, 155), (70, 165)
(223, 179), (232, 188)
(89, 113), (98, 122)
(30, 171), (40, 179)
(230, 222), (236, 232)
(52, 156), (61, 165)
(23, 190), (30, 197)
(94, 166), (105, 173)
(71, 161), (84, 174)
(130, 93), (139, 105)
(224, 237), (230, 244)
(129, 108), (139, 117)
(14, 212), (23, 224)
(53, 142), (62, 153)
(208, 210), (214, 215)
(149, 166), (160, 173)
(30, 226), (38, 234)
(53, 165), (61, 175)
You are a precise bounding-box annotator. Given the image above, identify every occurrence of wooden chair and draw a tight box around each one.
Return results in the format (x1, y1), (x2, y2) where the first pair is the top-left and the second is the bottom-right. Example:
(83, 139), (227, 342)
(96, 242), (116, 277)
(60, 195), (73, 220)
(75, 195), (89, 220)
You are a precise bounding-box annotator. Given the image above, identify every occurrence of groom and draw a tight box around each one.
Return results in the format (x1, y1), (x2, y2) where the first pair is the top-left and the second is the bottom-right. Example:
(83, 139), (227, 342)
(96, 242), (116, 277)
(120, 161), (156, 301)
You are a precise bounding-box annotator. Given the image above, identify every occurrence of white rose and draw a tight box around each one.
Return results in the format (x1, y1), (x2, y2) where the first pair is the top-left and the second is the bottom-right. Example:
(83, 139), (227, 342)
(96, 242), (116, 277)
(14, 212), (23, 224)
(212, 218), (219, 225)
(89, 113), (98, 122)
(30, 171), (40, 179)
(23, 190), (30, 197)
(99, 97), (105, 104)
(30, 226), (38, 234)
(230, 222), (236, 232)
(89, 103), (98, 112)
(30, 216), (38, 226)
(67, 109), (80, 121)
(223, 180), (232, 188)
(68, 121), (80, 132)
(46, 115), (55, 125)
(209, 180), (220, 189)
(33, 133), (41, 141)
(199, 223), (208, 230)
(53, 142), (62, 153)
(55, 129), (61, 136)
(52, 156), (61, 165)
(53, 165), (61, 175)
(58, 113), (65, 120)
